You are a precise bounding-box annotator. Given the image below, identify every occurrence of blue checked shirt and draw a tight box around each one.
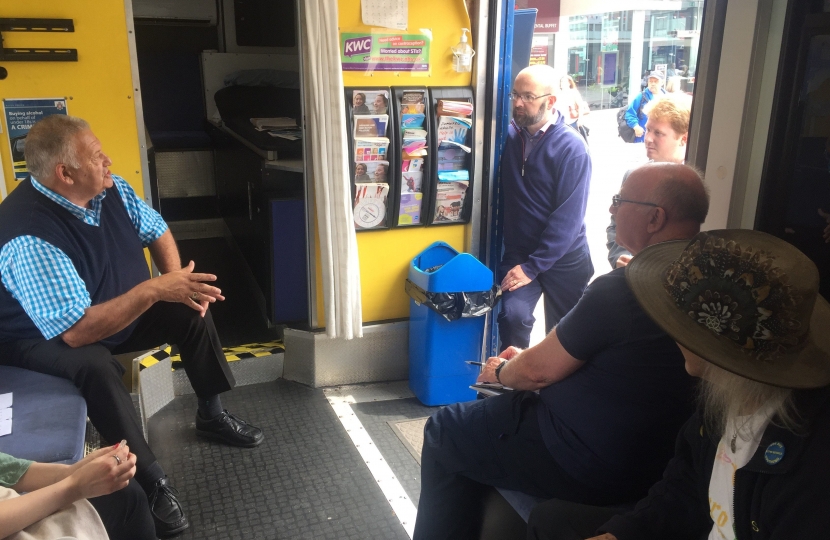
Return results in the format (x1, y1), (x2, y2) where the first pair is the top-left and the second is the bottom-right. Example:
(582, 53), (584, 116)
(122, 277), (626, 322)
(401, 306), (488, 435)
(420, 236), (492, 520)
(0, 175), (168, 340)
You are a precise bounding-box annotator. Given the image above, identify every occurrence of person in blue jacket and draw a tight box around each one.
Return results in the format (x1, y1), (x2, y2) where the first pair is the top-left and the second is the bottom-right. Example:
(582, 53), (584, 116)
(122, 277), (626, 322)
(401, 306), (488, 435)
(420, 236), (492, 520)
(625, 71), (666, 142)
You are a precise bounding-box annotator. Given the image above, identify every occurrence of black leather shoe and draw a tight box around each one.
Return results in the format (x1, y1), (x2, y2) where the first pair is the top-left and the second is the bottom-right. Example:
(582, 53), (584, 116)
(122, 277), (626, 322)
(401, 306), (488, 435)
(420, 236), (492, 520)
(195, 409), (264, 447)
(148, 477), (189, 537)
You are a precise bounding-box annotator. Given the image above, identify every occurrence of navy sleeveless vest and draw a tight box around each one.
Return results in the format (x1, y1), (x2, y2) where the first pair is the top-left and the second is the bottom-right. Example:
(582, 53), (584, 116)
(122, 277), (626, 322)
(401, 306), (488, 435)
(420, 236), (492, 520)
(0, 179), (150, 347)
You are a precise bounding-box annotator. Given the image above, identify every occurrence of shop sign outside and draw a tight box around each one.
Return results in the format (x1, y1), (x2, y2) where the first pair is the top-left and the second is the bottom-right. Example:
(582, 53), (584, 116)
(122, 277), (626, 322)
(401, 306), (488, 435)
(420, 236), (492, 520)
(516, 0), (560, 32)
(529, 35), (548, 66)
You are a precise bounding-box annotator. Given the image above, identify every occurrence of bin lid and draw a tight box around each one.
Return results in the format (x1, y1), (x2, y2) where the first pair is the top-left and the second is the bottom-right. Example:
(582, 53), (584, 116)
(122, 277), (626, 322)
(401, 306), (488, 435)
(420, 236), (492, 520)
(409, 241), (493, 293)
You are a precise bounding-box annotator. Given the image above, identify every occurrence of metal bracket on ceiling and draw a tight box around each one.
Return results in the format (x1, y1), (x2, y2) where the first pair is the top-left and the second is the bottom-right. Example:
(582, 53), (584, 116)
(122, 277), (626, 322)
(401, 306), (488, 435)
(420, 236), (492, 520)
(0, 18), (78, 62)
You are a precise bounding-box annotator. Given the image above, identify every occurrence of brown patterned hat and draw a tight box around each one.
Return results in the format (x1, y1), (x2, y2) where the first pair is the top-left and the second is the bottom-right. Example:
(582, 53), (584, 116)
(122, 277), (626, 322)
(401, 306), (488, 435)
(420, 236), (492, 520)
(626, 230), (830, 389)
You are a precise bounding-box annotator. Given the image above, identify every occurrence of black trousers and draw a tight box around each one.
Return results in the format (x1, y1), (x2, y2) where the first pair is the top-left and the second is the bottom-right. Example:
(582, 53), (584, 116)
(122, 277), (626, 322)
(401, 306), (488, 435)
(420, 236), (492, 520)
(89, 479), (157, 540)
(526, 499), (619, 540)
(412, 392), (595, 540)
(2, 302), (234, 483)
(497, 246), (594, 350)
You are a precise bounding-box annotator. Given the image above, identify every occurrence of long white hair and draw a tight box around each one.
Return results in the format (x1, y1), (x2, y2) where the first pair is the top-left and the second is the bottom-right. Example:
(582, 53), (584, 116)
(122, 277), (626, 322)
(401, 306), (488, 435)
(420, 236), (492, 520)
(699, 362), (801, 441)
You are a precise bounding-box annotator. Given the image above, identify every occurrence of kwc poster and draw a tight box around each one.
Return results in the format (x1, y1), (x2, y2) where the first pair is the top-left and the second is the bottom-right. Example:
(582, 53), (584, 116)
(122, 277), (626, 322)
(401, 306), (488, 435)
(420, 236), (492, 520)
(341, 31), (431, 73)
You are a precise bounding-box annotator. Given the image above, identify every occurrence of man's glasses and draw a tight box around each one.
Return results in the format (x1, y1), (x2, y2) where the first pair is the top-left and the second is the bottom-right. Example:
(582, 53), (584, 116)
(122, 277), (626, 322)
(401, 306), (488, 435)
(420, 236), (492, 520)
(611, 194), (659, 208)
(508, 92), (552, 103)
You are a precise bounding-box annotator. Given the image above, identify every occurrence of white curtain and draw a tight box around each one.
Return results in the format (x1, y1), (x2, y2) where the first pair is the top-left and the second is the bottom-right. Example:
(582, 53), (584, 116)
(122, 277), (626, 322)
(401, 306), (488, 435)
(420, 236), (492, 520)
(301, 0), (364, 339)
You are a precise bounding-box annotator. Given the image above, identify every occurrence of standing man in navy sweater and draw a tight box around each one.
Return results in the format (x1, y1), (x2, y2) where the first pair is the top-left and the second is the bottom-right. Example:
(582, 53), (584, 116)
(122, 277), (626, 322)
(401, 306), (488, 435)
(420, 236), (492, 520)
(0, 115), (264, 537)
(498, 65), (594, 349)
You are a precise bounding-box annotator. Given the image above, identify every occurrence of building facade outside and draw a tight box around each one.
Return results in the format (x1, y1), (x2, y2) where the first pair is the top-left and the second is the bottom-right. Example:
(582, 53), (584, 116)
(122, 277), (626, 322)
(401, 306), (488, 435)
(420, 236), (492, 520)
(519, 0), (705, 109)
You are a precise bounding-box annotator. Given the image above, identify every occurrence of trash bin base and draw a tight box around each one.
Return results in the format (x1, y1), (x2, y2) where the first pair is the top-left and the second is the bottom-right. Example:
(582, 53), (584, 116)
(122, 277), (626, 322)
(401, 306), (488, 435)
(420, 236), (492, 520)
(409, 374), (478, 406)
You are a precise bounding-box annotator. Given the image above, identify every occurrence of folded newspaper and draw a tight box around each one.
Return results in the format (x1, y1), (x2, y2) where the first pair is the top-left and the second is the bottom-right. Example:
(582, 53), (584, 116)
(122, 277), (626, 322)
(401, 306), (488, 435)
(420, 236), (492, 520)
(250, 117), (297, 130)
(469, 383), (512, 397)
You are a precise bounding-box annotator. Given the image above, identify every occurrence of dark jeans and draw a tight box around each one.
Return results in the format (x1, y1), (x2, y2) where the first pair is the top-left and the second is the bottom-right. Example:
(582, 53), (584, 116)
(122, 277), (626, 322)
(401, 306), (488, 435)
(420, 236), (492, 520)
(413, 392), (594, 540)
(526, 499), (619, 540)
(1, 302), (234, 484)
(498, 246), (593, 349)
(89, 479), (157, 540)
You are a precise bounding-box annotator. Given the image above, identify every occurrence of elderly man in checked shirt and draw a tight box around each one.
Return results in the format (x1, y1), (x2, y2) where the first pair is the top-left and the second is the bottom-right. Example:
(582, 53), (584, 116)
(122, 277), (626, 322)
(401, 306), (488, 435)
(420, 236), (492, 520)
(0, 115), (263, 538)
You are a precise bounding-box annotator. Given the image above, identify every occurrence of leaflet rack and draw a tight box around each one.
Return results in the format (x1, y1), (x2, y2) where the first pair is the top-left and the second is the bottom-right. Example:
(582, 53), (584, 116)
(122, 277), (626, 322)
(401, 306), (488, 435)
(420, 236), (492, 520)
(343, 86), (398, 231)
(0, 18), (78, 62)
(391, 87), (431, 227)
(426, 87), (475, 226)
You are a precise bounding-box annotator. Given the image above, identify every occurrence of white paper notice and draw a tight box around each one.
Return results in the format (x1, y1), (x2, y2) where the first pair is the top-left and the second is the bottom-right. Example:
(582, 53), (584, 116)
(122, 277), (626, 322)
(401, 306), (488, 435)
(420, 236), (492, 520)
(362, 0), (408, 30)
(0, 392), (11, 436)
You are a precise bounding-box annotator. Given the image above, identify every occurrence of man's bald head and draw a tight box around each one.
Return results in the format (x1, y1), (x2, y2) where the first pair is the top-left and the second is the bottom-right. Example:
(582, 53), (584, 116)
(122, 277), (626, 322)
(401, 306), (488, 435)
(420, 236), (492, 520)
(614, 163), (709, 254)
(641, 163), (709, 225)
(514, 65), (560, 96)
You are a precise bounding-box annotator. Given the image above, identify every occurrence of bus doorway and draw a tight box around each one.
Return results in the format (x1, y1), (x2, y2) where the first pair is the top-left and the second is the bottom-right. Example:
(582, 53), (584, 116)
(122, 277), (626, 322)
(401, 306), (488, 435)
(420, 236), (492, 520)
(132, 0), (309, 346)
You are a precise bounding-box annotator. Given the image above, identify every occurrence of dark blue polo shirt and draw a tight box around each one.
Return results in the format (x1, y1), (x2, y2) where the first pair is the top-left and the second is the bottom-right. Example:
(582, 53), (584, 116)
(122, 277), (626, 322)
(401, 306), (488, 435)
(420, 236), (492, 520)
(537, 267), (696, 502)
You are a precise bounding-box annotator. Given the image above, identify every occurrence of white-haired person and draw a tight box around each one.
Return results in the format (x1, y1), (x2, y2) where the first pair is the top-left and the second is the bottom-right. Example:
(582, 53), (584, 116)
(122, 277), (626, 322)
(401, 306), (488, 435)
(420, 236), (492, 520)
(527, 229), (830, 540)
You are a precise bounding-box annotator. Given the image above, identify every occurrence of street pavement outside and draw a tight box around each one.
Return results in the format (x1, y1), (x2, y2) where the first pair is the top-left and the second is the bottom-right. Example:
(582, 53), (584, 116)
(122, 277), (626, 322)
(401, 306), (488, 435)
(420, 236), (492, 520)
(527, 107), (648, 347)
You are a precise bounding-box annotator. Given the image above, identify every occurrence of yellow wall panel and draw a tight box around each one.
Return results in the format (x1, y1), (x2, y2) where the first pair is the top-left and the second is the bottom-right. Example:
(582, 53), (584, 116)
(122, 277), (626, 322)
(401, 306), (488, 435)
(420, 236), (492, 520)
(0, 1), (142, 200)
(338, 0), (472, 87)
(358, 226), (466, 322)
(315, 0), (475, 325)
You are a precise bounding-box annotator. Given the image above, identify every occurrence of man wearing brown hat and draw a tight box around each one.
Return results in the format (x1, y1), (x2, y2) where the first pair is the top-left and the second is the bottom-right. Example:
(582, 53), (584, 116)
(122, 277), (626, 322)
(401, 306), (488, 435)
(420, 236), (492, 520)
(413, 163), (709, 539)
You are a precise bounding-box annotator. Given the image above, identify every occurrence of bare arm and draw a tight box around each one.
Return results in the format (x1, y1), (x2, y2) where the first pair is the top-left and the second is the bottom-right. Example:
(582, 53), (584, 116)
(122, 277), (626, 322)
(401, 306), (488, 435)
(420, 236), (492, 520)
(0, 446), (134, 538)
(148, 229), (181, 274)
(61, 261), (224, 348)
(476, 328), (584, 391)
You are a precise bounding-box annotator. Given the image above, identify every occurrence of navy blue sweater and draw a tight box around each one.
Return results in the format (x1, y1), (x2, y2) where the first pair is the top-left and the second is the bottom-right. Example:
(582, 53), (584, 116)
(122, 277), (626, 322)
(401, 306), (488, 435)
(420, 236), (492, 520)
(0, 179), (149, 347)
(501, 114), (591, 280)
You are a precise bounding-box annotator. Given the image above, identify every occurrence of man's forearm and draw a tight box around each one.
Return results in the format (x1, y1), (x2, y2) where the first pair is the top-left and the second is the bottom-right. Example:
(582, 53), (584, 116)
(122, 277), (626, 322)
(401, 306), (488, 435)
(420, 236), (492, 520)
(149, 229), (180, 274)
(498, 352), (547, 391)
(61, 281), (158, 348)
(499, 330), (584, 391)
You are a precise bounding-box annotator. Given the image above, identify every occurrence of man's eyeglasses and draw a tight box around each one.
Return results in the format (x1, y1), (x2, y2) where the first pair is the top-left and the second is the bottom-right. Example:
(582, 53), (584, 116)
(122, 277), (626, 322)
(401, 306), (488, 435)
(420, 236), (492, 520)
(508, 92), (552, 103)
(611, 194), (659, 208)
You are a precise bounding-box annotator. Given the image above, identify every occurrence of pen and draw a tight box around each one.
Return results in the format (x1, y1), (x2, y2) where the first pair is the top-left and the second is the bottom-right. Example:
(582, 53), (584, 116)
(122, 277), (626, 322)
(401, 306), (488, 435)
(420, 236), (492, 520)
(465, 361), (484, 366)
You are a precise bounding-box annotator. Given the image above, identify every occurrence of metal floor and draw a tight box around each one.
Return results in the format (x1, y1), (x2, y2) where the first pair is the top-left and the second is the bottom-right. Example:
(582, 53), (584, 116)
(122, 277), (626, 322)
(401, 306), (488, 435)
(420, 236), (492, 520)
(148, 379), (438, 539)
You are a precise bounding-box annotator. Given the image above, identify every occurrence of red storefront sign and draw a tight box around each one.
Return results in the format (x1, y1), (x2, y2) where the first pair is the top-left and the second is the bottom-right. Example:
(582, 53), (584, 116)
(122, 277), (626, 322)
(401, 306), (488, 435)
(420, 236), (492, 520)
(516, 0), (560, 33)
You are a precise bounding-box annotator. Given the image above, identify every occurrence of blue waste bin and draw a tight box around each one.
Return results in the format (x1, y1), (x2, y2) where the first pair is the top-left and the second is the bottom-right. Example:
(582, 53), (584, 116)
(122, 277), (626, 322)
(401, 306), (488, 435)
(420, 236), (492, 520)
(407, 242), (494, 406)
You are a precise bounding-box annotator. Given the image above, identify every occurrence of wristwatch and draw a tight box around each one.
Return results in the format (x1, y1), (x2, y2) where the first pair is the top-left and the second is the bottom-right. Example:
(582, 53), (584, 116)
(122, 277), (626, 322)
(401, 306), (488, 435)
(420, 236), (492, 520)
(494, 360), (508, 383)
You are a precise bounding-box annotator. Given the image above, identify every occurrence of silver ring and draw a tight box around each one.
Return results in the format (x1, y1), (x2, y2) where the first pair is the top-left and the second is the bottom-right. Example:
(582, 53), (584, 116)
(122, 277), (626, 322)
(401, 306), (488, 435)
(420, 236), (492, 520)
(113, 455), (121, 465)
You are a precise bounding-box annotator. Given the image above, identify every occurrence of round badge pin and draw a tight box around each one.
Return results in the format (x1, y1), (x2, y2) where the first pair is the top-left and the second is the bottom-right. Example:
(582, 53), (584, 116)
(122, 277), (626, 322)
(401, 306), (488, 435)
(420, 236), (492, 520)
(764, 441), (785, 465)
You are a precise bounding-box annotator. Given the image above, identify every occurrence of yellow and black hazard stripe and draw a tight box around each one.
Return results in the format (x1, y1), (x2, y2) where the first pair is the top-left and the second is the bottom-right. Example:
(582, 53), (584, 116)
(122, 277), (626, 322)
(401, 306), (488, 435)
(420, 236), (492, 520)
(138, 341), (284, 371)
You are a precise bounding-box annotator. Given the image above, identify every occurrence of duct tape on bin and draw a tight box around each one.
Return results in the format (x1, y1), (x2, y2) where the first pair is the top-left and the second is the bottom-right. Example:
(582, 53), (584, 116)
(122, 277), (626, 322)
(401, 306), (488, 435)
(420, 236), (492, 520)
(405, 279), (501, 322)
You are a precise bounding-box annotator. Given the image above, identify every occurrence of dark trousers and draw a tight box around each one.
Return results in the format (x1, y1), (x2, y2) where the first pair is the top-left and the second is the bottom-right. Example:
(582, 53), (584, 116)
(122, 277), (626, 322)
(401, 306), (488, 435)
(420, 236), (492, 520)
(89, 479), (157, 540)
(413, 392), (594, 540)
(498, 246), (593, 349)
(1, 302), (234, 485)
(526, 499), (619, 540)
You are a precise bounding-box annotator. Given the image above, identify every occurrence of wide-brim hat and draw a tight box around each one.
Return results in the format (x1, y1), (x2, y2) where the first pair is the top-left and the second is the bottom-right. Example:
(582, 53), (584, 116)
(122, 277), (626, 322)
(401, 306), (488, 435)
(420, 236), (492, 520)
(626, 230), (830, 389)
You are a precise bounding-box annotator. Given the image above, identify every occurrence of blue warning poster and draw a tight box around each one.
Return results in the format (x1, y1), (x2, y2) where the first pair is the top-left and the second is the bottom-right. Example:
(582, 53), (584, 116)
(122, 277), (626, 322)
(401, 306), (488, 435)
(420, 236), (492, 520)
(3, 98), (68, 181)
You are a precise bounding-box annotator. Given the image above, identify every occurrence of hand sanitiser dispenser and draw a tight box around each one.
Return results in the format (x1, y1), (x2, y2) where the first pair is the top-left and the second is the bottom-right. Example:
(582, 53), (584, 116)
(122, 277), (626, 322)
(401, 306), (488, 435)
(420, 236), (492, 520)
(451, 28), (474, 73)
